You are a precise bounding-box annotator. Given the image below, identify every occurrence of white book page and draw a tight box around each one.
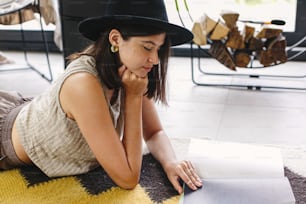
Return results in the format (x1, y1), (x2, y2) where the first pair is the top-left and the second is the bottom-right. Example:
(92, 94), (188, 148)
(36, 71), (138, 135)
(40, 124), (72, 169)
(184, 177), (296, 204)
(187, 139), (284, 179)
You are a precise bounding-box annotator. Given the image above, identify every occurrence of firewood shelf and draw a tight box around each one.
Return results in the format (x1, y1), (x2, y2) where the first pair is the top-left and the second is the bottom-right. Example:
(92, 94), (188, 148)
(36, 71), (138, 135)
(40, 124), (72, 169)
(190, 39), (306, 91)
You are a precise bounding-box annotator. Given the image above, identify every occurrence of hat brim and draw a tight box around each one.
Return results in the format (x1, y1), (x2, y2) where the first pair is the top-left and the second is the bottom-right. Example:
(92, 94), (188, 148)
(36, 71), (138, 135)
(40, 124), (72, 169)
(78, 16), (194, 46)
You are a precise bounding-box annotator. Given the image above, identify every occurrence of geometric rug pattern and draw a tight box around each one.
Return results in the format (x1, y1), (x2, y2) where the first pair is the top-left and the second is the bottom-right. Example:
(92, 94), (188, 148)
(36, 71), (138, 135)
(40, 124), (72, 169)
(1, 153), (305, 203)
(0, 154), (179, 204)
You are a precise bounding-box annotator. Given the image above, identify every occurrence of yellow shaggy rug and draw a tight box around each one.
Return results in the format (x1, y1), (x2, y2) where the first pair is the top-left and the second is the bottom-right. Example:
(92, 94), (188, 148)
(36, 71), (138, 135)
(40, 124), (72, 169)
(0, 154), (180, 204)
(1, 138), (306, 203)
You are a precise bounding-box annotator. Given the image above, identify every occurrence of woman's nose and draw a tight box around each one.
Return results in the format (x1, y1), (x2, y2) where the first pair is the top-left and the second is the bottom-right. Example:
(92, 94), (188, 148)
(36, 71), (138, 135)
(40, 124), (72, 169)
(148, 51), (159, 65)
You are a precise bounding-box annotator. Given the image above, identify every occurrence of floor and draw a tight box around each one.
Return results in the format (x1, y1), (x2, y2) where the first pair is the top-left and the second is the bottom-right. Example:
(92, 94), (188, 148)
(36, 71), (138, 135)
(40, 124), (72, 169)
(1, 50), (306, 148)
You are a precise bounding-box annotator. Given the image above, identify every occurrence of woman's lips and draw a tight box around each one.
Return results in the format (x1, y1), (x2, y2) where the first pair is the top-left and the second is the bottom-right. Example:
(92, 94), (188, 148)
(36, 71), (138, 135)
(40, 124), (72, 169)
(143, 66), (152, 71)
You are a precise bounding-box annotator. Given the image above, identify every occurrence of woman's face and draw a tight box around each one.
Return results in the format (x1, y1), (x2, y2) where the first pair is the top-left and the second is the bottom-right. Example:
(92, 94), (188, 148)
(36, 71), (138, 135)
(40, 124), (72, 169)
(113, 31), (166, 78)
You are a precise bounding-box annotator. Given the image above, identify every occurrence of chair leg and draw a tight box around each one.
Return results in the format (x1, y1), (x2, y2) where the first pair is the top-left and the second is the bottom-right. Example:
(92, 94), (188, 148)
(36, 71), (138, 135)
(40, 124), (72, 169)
(17, 3), (53, 82)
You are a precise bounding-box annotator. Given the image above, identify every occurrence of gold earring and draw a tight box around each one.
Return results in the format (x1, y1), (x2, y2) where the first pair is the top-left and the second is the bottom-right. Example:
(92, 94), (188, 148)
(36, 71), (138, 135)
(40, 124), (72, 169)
(111, 45), (119, 53)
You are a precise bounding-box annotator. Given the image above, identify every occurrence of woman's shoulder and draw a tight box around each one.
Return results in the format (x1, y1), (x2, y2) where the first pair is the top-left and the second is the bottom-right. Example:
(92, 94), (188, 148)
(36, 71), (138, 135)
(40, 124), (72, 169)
(62, 55), (102, 92)
(65, 55), (97, 76)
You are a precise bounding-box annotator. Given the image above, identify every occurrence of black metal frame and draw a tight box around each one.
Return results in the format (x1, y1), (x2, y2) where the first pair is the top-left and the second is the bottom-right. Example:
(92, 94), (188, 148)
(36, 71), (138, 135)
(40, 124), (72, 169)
(190, 42), (306, 90)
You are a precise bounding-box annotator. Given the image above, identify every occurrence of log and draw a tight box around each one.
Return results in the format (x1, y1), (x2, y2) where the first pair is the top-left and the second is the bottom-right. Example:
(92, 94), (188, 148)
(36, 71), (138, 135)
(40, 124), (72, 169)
(243, 25), (255, 43)
(210, 20), (230, 40)
(226, 27), (245, 50)
(248, 37), (264, 51)
(192, 13), (229, 42)
(258, 34), (287, 66)
(192, 11), (287, 69)
(234, 50), (251, 67)
(258, 50), (275, 67)
(221, 11), (239, 30)
(256, 26), (283, 39)
(271, 37), (287, 63)
(199, 13), (218, 34)
(209, 40), (236, 70)
(192, 22), (207, 45)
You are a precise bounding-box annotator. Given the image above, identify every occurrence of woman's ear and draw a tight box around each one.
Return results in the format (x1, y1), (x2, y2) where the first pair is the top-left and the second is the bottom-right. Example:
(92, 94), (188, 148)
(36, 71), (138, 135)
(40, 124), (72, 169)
(109, 29), (121, 46)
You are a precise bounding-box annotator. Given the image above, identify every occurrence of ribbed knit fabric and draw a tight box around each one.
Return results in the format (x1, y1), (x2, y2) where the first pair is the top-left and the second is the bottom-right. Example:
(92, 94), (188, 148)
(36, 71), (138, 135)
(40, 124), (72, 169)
(15, 55), (124, 177)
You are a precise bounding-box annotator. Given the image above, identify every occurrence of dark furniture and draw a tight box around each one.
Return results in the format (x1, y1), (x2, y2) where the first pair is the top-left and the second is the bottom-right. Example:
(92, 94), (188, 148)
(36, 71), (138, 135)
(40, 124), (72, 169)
(58, 0), (107, 66)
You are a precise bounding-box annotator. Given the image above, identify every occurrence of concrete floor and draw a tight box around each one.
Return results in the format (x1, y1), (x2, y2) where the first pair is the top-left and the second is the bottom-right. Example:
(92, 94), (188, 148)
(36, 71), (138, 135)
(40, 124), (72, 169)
(1, 50), (306, 147)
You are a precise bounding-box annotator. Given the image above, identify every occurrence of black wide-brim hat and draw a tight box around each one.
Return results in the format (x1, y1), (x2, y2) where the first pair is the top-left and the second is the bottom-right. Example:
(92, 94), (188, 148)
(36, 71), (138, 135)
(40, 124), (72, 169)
(78, 0), (193, 46)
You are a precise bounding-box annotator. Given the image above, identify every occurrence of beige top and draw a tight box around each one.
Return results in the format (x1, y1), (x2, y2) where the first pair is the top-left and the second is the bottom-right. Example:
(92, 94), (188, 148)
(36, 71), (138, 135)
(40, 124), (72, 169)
(15, 55), (124, 177)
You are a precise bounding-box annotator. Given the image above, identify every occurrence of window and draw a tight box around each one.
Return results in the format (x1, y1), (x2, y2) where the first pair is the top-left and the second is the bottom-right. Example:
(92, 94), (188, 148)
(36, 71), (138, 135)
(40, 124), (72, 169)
(166, 0), (305, 60)
(0, 0), (305, 60)
(165, 0), (297, 32)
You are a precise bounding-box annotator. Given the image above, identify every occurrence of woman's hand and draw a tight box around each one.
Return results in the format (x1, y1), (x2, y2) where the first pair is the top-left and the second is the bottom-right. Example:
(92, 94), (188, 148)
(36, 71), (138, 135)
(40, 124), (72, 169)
(164, 160), (202, 194)
(119, 65), (148, 97)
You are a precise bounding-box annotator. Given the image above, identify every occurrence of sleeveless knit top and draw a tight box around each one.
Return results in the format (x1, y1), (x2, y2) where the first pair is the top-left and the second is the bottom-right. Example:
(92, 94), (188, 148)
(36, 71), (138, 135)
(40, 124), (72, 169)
(15, 55), (124, 177)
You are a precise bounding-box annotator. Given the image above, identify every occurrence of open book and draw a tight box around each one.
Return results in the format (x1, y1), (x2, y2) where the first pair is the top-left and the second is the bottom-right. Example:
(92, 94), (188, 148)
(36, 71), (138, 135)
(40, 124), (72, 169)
(182, 139), (295, 204)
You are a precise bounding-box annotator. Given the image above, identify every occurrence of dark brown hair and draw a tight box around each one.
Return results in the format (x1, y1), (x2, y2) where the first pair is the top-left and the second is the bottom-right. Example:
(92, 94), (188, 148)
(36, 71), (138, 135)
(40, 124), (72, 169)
(67, 24), (171, 104)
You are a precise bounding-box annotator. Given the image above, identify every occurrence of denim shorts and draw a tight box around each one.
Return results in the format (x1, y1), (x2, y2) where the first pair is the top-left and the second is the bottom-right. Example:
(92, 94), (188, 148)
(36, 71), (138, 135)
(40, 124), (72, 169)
(0, 90), (30, 170)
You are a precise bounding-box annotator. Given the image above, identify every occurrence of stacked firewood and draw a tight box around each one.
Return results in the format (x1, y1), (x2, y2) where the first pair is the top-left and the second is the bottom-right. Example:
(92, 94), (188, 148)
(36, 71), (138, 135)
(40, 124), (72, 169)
(192, 12), (287, 71)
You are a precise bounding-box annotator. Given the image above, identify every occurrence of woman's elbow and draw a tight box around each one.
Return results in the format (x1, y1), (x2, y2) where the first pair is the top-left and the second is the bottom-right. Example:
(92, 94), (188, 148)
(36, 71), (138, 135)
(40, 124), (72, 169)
(116, 173), (140, 190)
(119, 182), (138, 190)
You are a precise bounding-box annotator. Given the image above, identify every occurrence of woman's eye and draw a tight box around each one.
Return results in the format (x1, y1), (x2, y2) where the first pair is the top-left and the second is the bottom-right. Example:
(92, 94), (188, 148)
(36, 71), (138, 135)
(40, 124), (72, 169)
(144, 46), (153, 51)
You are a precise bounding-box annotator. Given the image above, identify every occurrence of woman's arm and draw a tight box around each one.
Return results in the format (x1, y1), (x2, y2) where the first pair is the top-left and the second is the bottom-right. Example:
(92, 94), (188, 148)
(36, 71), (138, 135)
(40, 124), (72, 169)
(60, 68), (147, 189)
(142, 97), (202, 194)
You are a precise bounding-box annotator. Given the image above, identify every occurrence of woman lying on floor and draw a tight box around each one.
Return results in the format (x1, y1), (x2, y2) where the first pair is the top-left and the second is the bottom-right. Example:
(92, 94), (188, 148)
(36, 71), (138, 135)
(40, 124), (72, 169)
(0, 0), (202, 194)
